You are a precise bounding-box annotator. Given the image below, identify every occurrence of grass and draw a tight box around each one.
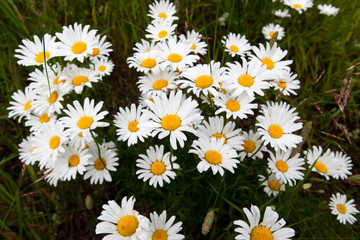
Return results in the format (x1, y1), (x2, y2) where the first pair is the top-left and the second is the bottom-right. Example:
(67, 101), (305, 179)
(0, 0), (360, 239)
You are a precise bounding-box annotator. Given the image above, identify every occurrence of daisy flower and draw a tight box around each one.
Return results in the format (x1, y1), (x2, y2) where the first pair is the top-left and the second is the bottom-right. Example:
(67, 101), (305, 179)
(91, 57), (114, 77)
(221, 33), (252, 57)
(25, 112), (56, 132)
(189, 137), (239, 176)
(127, 51), (161, 73)
(179, 30), (208, 55)
(274, 9), (291, 18)
(83, 142), (119, 184)
(234, 205), (295, 240)
(157, 37), (199, 72)
(44, 168), (64, 187)
(267, 150), (305, 186)
(96, 197), (150, 239)
(137, 68), (178, 96)
(251, 42), (292, 78)
(258, 172), (286, 197)
(144, 91), (203, 150)
(256, 101), (303, 151)
(145, 19), (177, 41)
(113, 104), (155, 146)
(136, 145), (180, 188)
(303, 146), (338, 180)
(56, 22), (98, 62)
(148, 0), (179, 22)
(88, 35), (113, 60)
(318, 4), (339, 16)
(149, 210), (184, 240)
(132, 39), (159, 54)
(224, 58), (272, 98)
(60, 97), (109, 141)
(214, 92), (258, 120)
(329, 193), (359, 225)
(284, 0), (313, 14)
(7, 87), (36, 122)
(18, 135), (40, 165)
(178, 60), (225, 97)
(63, 64), (100, 94)
(332, 151), (352, 180)
(262, 23), (285, 41)
(239, 130), (268, 161)
(195, 116), (244, 151)
(14, 33), (58, 66)
(32, 87), (65, 115)
(272, 70), (300, 96)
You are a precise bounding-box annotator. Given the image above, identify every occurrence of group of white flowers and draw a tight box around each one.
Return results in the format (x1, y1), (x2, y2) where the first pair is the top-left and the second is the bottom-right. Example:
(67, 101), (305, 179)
(7, 0), (357, 239)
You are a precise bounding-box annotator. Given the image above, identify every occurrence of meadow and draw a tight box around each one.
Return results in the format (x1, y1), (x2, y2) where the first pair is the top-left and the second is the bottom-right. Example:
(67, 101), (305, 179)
(0, 0), (359, 239)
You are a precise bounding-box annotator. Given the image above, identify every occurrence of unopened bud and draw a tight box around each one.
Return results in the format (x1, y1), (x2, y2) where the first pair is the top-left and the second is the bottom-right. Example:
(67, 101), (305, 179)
(302, 183), (312, 191)
(85, 195), (93, 210)
(348, 174), (360, 185)
(30, 0), (46, 16)
(202, 209), (215, 235)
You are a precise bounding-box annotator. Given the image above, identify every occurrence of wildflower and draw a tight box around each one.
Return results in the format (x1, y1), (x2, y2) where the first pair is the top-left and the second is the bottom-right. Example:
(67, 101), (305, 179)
(258, 172), (286, 196)
(304, 146), (338, 180)
(262, 23), (285, 41)
(222, 33), (252, 57)
(318, 4), (339, 16)
(148, 0), (179, 22)
(7, 87), (36, 122)
(149, 210), (184, 239)
(239, 130), (268, 161)
(145, 19), (177, 41)
(332, 151), (353, 180)
(179, 30), (208, 55)
(329, 193), (359, 224)
(274, 9), (291, 18)
(88, 35), (113, 60)
(137, 68), (178, 96)
(91, 57), (114, 77)
(272, 70), (300, 96)
(63, 64), (100, 94)
(284, 0), (314, 14)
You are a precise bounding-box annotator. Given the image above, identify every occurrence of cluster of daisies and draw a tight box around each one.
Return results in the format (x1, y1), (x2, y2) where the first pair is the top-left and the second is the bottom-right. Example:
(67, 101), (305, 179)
(273, 0), (339, 17)
(8, 23), (118, 186)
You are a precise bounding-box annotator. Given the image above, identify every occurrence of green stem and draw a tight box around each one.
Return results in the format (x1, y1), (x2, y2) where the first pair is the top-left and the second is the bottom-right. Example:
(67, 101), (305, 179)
(90, 129), (107, 170)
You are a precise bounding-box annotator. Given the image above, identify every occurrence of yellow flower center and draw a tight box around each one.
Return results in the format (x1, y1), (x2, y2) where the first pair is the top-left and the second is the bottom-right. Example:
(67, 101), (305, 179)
(151, 161), (166, 175)
(35, 51), (50, 63)
(141, 58), (156, 68)
(268, 180), (281, 191)
(68, 155), (80, 167)
(243, 140), (256, 153)
(72, 75), (89, 86)
(238, 74), (254, 87)
(168, 53), (182, 63)
(49, 136), (60, 150)
(268, 124), (283, 139)
(195, 75), (213, 89)
(89, 48), (99, 57)
(250, 226), (273, 240)
(315, 161), (327, 174)
(128, 120), (139, 132)
(153, 79), (168, 90)
(261, 58), (275, 70)
(71, 41), (87, 54)
(277, 80), (286, 88)
(77, 116), (94, 129)
(98, 65), (106, 72)
(39, 113), (50, 123)
(94, 158), (106, 170)
(24, 100), (32, 111)
(161, 114), (181, 131)
(191, 44), (196, 50)
(53, 77), (65, 85)
(158, 13), (167, 20)
(213, 133), (227, 144)
(337, 204), (347, 214)
(276, 160), (288, 173)
(117, 215), (139, 237)
(158, 30), (168, 38)
(226, 100), (240, 112)
(293, 4), (302, 9)
(230, 45), (239, 53)
(204, 150), (222, 165)
(47, 91), (58, 104)
(152, 229), (168, 240)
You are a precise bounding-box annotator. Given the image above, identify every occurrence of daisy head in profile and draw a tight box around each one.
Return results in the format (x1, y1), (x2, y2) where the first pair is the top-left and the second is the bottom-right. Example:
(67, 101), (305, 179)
(179, 30), (208, 56)
(329, 192), (359, 225)
(148, 0), (179, 22)
(274, 9), (291, 18)
(234, 205), (295, 240)
(262, 23), (285, 41)
(222, 33), (252, 57)
(318, 4), (339, 16)
(331, 151), (352, 180)
(96, 196), (150, 239)
(7, 87), (36, 122)
(136, 145), (180, 188)
(56, 23), (98, 62)
(284, 0), (314, 14)
(149, 210), (185, 239)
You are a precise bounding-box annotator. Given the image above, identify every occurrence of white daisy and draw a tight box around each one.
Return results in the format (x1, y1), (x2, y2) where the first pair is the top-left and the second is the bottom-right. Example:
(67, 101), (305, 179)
(267, 150), (305, 186)
(190, 137), (239, 176)
(262, 23), (285, 41)
(55, 22), (98, 62)
(25, 112), (56, 132)
(113, 104), (155, 146)
(149, 210), (184, 240)
(132, 39), (160, 54)
(195, 116), (244, 151)
(44, 168), (64, 187)
(18, 135), (40, 165)
(63, 64), (100, 94)
(239, 130), (268, 161)
(60, 97), (109, 142)
(14, 33), (58, 66)
(303, 146), (338, 180)
(144, 91), (203, 150)
(96, 197), (150, 239)
(137, 68), (178, 96)
(284, 0), (313, 14)
(127, 51), (161, 73)
(272, 70), (300, 96)
(136, 145), (180, 188)
(332, 151), (352, 180)
(148, 0), (179, 22)
(256, 101), (303, 152)
(7, 87), (36, 122)
(234, 205), (295, 240)
(214, 92), (258, 120)
(258, 172), (286, 196)
(32, 87), (65, 115)
(88, 35), (113, 60)
(178, 60), (225, 97)
(221, 33), (252, 57)
(145, 19), (177, 41)
(91, 57), (114, 77)
(318, 4), (339, 16)
(179, 30), (208, 55)
(329, 193), (359, 225)
(274, 9), (291, 18)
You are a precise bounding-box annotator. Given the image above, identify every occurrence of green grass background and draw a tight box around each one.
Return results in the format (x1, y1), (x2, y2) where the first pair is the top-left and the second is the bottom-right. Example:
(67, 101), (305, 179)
(0, 0), (359, 239)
